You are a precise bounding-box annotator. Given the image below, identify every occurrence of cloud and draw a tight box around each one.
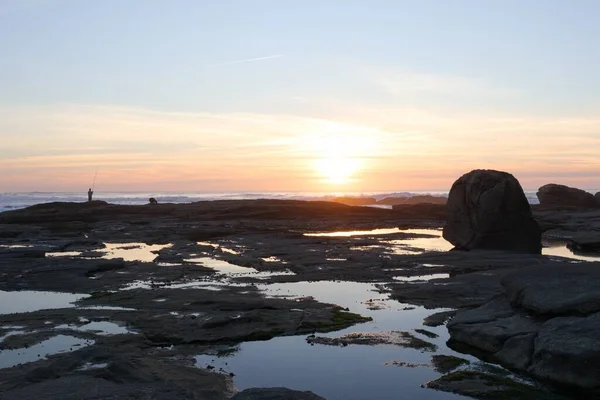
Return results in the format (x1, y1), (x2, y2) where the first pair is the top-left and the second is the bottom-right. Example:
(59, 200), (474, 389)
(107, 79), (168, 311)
(1, 103), (599, 191)
(208, 55), (283, 67)
(372, 70), (519, 98)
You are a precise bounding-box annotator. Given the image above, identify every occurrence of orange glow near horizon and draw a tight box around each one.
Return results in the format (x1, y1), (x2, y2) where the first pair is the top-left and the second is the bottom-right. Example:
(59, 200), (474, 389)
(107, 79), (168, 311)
(1, 105), (600, 192)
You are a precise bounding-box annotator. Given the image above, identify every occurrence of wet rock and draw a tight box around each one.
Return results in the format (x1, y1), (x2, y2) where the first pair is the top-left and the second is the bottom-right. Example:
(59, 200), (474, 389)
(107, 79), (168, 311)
(232, 387), (326, 400)
(529, 312), (600, 389)
(447, 264), (600, 393)
(425, 371), (568, 400)
(0, 357), (234, 400)
(537, 184), (600, 209)
(331, 196), (376, 206)
(379, 195), (447, 206)
(430, 355), (470, 373)
(307, 331), (437, 351)
(443, 169), (541, 253)
(390, 203), (446, 220)
(384, 360), (429, 368)
(566, 232), (600, 253)
(448, 297), (542, 355)
(414, 328), (438, 339)
(0, 248), (46, 258)
(388, 267), (512, 309)
(423, 311), (456, 327)
(85, 259), (127, 277)
(502, 264), (600, 315)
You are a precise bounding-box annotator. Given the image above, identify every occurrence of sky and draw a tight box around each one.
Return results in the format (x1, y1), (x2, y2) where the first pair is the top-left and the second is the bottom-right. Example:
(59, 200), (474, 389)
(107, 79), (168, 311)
(1, 0), (599, 192)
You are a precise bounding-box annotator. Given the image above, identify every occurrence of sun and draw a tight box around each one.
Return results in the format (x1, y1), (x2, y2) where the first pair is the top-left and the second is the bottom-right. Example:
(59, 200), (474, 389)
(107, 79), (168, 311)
(310, 130), (368, 185)
(316, 155), (360, 184)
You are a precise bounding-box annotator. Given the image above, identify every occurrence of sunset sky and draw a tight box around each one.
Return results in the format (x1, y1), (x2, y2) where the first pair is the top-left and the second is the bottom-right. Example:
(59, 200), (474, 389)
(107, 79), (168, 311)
(1, 0), (599, 192)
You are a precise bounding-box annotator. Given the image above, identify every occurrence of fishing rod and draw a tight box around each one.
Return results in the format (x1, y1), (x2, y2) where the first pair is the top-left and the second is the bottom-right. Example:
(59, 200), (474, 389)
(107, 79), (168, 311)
(91, 167), (98, 191)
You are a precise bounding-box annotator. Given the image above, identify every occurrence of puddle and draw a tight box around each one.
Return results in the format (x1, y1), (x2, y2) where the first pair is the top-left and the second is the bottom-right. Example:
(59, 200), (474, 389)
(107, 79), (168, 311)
(305, 227), (453, 253)
(0, 291), (87, 314)
(46, 251), (83, 257)
(55, 321), (134, 336)
(197, 241), (219, 249)
(78, 306), (137, 311)
(221, 247), (240, 255)
(261, 256), (287, 263)
(327, 227), (600, 262)
(45, 242), (169, 262)
(102, 243), (169, 262)
(0, 330), (26, 343)
(186, 257), (259, 274)
(196, 280), (468, 400)
(542, 242), (600, 262)
(305, 228), (408, 237)
(385, 236), (454, 254)
(185, 257), (295, 279)
(393, 274), (451, 282)
(0, 335), (94, 369)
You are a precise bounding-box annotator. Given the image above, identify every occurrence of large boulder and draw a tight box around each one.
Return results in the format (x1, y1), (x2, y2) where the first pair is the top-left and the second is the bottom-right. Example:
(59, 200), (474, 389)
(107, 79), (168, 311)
(537, 184), (599, 209)
(443, 169), (541, 253)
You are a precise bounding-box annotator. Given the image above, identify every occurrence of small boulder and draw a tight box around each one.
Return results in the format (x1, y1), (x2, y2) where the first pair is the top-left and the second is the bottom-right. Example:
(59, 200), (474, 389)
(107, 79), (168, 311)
(537, 184), (599, 209)
(148, 197), (158, 205)
(443, 169), (541, 253)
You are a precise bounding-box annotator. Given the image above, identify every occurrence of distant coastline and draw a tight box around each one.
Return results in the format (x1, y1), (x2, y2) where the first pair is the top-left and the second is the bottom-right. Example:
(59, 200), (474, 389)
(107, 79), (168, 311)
(0, 189), (556, 213)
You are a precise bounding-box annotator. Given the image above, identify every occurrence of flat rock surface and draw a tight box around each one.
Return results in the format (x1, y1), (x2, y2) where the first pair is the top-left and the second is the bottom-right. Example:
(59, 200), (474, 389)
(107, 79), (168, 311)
(232, 388), (326, 400)
(448, 264), (600, 392)
(2, 199), (600, 399)
(502, 264), (600, 315)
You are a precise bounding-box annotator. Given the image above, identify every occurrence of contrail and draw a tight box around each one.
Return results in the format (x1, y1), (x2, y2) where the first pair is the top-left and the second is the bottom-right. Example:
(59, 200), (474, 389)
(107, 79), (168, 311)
(208, 55), (283, 67)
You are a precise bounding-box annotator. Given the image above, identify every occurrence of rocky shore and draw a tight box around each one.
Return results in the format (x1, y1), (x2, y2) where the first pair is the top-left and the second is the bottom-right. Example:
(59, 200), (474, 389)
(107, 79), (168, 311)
(1, 175), (600, 399)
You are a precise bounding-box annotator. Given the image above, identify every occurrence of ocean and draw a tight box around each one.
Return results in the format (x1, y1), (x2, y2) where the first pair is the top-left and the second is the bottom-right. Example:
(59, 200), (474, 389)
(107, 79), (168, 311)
(0, 190), (545, 213)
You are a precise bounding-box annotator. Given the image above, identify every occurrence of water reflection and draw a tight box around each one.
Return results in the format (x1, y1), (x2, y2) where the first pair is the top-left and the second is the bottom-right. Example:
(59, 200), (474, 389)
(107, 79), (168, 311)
(0, 335), (94, 369)
(542, 243), (600, 262)
(306, 228), (407, 237)
(55, 321), (134, 336)
(45, 242), (169, 262)
(102, 243), (168, 262)
(310, 227), (600, 262)
(0, 291), (86, 314)
(196, 280), (466, 400)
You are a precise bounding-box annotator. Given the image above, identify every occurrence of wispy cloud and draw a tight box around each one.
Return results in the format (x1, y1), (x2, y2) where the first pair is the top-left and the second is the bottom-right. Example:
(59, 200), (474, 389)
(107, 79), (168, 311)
(372, 70), (519, 97)
(1, 104), (599, 191)
(208, 55), (283, 67)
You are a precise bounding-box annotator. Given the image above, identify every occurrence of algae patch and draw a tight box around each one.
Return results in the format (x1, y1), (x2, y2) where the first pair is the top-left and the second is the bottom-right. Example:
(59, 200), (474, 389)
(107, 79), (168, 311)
(426, 370), (568, 400)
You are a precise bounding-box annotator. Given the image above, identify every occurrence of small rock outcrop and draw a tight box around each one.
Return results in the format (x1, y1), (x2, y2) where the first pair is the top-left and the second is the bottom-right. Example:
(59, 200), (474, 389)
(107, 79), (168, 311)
(232, 388), (326, 400)
(331, 197), (376, 206)
(443, 169), (541, 253)
(537, 184), (599, 209)
(448, 264), (600, 393)
(377, 195), (447, 206)
(596, 192), (600, 204)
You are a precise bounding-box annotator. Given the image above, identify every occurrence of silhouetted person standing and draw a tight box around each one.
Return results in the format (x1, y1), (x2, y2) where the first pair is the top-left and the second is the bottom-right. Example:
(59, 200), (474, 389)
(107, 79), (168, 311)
(88, 188), (93, 202)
